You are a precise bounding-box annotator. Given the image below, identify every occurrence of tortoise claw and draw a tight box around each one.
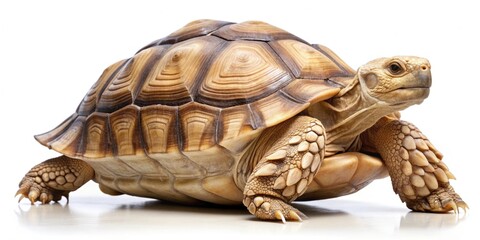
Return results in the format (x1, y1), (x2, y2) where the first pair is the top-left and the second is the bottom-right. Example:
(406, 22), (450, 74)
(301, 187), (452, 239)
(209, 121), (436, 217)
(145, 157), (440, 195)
(457, 201), (469, 213)
(443, 201), (458, 214)
(274, 210), (286, 223)
(16, 194), (25, 203)
(288, 210), (304, 222)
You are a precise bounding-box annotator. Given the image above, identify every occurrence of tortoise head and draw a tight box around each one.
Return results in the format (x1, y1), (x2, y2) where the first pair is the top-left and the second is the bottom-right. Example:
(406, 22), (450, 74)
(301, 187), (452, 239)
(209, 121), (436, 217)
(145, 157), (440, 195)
(357, 56), (431, 106)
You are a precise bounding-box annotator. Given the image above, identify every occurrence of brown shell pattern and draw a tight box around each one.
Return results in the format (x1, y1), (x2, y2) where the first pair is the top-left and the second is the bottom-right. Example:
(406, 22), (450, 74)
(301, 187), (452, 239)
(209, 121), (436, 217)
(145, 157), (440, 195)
(35, 19), (355, 159)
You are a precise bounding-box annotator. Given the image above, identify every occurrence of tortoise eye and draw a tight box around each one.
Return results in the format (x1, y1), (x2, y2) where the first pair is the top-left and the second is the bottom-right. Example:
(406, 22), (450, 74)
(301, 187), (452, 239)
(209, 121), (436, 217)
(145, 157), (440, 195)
(388, 62), (404, 75)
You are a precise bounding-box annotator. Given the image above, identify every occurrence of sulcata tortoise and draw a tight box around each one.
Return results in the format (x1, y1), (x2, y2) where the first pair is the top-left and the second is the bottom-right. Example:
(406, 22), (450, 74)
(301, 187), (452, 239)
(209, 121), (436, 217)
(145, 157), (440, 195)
(17, 19), (467, 222)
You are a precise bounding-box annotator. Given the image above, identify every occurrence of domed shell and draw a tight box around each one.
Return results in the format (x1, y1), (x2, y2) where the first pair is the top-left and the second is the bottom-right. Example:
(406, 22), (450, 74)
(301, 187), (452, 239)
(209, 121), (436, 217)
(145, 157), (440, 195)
(35, 19), (355, 160)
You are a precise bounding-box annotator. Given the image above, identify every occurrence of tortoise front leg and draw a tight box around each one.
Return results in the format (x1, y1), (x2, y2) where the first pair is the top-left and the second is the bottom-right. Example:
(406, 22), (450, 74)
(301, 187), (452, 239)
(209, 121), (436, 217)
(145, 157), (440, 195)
(243, 116), (326, 222)
(363, 117), (468, 213)
(16, 155), (94, 204)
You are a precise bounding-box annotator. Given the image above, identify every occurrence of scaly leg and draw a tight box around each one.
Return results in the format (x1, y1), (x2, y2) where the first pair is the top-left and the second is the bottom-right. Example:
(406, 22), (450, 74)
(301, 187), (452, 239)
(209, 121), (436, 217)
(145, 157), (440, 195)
(243, 116), (326, 222)
(16, 155), (94, 204)
(363, 117), (468, 213)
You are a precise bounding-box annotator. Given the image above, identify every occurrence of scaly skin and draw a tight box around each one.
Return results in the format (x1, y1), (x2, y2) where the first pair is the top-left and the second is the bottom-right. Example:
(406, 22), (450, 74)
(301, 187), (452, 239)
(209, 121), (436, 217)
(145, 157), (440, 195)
(243, 116), (326, 222)
(363, 117), (468, 213)
(16, 156), (94, 204)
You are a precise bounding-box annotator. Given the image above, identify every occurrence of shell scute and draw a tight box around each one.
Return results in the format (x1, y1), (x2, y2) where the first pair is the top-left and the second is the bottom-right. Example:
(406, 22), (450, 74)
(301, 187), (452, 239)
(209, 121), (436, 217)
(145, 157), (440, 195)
(96, 46), (166, 113)
(35, 113), (78, 147)
(140, 104), (179, 154)
(196, 40), (293, 107)
(250, 91), (309, 128)
(270, 40), (353, 79)
(135, 36), (225, 106)
(84, 112), (112, 159)
(77, 59), (128, 116)
(179, 102), (220, 151)
(282, 79), (342, 104)
(49, 116), (86, 156)
(109, 105), (143, 157)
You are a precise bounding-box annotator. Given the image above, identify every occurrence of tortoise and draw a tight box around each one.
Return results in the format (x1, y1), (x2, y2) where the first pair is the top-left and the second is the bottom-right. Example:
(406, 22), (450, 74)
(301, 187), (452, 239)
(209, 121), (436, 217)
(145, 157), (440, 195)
(17, 19), (467, 222)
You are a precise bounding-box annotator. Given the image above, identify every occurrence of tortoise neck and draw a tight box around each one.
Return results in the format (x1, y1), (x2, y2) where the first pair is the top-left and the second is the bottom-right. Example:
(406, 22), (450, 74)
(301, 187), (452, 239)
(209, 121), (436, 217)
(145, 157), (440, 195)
(307, 75), (397, 155)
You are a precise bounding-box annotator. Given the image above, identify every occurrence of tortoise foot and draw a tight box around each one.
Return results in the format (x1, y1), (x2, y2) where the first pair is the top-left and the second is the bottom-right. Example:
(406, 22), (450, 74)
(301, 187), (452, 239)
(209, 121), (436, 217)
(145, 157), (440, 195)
(16, 177), (69, 204)
(243, 196), (306, 223)
(16, 155), (94, 204)
(406, 184), (468, 214)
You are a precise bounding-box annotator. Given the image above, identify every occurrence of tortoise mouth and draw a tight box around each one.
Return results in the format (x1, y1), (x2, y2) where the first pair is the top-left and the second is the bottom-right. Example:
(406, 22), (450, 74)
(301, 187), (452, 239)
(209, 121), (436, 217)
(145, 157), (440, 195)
(386, 87), (430, 106)
(395, 86), (430, 91)
(385, 85), (430, 94)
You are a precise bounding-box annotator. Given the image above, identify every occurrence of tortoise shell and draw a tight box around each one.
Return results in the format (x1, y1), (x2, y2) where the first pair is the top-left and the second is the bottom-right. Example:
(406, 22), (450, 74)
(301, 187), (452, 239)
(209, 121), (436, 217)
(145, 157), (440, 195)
(35, 19), (355, 161)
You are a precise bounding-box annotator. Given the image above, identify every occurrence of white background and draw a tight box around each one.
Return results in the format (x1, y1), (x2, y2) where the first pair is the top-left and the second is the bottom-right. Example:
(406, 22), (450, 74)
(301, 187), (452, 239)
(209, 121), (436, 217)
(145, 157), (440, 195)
(1, 0), (479, 239)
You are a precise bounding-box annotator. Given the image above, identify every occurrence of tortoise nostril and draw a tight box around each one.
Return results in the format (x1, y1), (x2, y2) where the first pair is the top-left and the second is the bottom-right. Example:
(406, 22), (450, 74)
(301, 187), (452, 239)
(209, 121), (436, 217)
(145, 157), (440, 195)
(420, 65), (429, 71)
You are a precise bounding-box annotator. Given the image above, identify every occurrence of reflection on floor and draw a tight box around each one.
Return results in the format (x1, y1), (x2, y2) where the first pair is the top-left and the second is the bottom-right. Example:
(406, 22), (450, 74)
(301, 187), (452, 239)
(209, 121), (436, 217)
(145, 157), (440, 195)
(12, 195), (469, 239)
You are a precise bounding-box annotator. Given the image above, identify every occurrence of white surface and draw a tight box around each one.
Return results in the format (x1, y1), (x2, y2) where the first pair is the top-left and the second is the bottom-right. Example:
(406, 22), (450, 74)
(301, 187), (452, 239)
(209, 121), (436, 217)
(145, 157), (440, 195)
(1, 0), (479, 239)
(7, 193), (478, 240)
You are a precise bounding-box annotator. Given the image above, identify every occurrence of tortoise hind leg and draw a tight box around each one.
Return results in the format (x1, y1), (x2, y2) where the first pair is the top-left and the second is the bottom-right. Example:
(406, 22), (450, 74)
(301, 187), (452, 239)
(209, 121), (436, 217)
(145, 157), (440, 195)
(243, 116), (326, 222)
(16, 155), (94, 204)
